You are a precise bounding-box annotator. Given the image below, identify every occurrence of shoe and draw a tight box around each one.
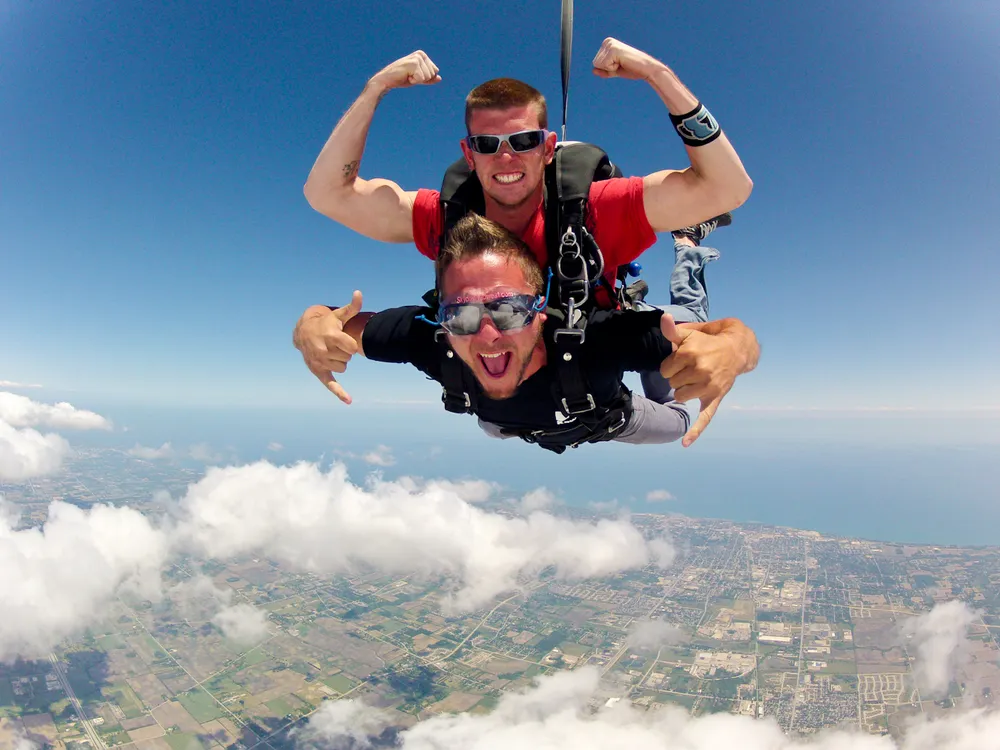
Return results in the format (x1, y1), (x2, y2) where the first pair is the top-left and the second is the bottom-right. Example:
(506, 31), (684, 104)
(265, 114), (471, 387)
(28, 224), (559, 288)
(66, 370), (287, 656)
(623, 279), (649, 308)
(672, 212), (732, 244)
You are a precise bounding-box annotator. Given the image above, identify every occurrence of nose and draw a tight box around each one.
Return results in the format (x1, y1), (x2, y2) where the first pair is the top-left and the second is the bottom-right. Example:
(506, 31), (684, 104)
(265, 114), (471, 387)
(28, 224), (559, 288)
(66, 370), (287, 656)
(474, 316), (503, 344)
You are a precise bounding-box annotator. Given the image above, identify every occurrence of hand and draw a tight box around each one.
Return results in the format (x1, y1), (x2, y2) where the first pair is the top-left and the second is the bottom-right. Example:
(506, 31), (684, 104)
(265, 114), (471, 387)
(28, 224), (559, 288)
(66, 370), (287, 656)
(658, 314), (743, 447)
(591, 38), (660, 81)
(292, 291), (363, 404)
(369, 50), (441, 93)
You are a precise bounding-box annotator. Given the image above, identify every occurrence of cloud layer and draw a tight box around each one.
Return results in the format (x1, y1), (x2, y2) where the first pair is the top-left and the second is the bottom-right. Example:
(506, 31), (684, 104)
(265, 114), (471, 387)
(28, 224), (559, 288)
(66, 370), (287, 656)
(0, 460), (672, 660)
(0, 393), (113, 481)
(0, 392), (111, 431)
(0, 421), (70, 482)
(303, 666), (1000, 750)
(175, 461), (674, 612)
(0, 500), (168, 661)
(900, 600), (978, 699)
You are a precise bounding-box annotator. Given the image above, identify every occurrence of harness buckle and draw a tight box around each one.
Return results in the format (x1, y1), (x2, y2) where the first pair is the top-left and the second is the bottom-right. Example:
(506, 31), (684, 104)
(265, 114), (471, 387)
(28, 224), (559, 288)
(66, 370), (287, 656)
(607, 412), (627, 433)
(553, 327), (586, 344)
(441, 389), (471, 412)
(561, 393), (596, 415)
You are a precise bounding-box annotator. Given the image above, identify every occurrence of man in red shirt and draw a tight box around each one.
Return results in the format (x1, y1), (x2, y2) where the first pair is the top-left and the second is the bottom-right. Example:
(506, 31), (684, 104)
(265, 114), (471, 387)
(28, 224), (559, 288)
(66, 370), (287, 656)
(297, 39), (756, 444)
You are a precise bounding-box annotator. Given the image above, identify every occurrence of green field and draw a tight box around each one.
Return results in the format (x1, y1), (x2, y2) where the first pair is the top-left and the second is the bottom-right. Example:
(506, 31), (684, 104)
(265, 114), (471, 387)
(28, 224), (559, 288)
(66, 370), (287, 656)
(165, 733), (207, 750)
(239, 649), (269, 668)
(817, 659), (859, 675)
(106, 682), (145, 719)
(177, 689), (224, 723)
(265, 696), (300, 717)
(323, 674), (356, 693)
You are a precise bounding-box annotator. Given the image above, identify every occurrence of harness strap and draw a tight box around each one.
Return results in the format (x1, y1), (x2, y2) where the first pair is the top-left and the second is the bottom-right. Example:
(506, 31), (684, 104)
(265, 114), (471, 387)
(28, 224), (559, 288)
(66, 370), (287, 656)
(435, 329), (476, 415)
(499, 391), (633, 454)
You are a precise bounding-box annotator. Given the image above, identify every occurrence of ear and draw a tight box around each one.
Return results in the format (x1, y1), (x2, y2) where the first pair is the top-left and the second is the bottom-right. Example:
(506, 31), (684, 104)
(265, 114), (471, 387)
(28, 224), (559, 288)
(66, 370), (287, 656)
(459, 138), (476, 171)
(543, 130), (558, 165)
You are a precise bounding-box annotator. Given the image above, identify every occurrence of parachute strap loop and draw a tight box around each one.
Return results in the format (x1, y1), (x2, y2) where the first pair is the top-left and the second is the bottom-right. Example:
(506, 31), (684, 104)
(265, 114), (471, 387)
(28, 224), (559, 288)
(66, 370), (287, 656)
(435, 329), (476, 415)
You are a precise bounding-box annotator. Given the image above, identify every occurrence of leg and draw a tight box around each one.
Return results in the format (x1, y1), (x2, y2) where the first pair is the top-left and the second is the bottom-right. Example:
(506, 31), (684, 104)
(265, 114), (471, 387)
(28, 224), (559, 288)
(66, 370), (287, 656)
(615, 393), (691, 444)
(636, 214), (730, 403)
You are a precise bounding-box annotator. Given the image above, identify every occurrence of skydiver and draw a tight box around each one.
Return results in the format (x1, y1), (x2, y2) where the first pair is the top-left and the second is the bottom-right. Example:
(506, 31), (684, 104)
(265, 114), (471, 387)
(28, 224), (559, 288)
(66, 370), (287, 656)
(293, 215), (758, 451)
(297, 40), (753, 412)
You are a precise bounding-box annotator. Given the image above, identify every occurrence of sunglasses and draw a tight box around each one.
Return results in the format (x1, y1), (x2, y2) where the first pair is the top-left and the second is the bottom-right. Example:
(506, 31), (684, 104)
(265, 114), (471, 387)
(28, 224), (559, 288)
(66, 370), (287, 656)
(465, 129), (548, 155)
(437, 294), (546, 336)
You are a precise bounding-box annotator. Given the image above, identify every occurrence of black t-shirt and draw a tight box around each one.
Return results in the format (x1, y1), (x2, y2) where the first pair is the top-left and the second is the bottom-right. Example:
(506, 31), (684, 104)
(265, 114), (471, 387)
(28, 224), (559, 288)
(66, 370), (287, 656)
(362, 306), (672, 433)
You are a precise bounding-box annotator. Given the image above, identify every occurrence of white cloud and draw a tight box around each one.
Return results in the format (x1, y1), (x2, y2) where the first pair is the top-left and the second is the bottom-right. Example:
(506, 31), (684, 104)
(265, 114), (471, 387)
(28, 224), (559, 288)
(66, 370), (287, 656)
(0, 499), (169, 662)
(396, 477), (499, 504)
(362, 444), (396, 467)
(128, 442), (174, 460)
(645, 489), (675, 503)
(519, 488), (556, 513)
(173, 461), (673, 612)
(626, 618), (682, 650)
(296, 698), (390, 748)
(0, 421), (70, 482)
(212, 603), (269, 646)
(303, 666), (1000, 750)
(900, 600), (978, 699)
(188, 443), (221, 463)
(0, 392), (111, 430)
(267, 442), (284, 452)
(0, 381), (43, 389)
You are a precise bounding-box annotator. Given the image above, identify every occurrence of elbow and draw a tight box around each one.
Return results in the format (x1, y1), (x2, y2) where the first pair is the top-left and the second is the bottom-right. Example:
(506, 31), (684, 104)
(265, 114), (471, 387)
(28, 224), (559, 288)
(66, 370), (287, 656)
(725, 173), (753, 212)
(303, 179), (346, 219)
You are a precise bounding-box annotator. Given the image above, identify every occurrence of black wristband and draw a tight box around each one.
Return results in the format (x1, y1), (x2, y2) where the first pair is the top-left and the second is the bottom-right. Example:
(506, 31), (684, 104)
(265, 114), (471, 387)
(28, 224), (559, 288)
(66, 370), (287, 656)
(669, 102), (722, 147)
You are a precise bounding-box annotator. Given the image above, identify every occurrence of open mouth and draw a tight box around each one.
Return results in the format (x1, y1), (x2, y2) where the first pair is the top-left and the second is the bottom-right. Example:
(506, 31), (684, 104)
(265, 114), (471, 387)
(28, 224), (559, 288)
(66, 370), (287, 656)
(479, 351), (512, 378)
(493, 172), (524, 185)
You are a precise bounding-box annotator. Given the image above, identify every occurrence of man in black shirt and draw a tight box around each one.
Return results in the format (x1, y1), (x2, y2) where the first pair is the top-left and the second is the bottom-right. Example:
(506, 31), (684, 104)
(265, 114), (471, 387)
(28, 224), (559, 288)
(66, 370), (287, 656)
(295, 215), (758, 452)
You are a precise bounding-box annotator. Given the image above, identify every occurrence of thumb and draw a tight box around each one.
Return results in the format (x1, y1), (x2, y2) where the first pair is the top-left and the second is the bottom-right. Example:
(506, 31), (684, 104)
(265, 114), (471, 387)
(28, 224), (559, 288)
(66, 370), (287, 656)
(332, 290), (363, 323)
(660, 312), (688, 347)
(682, 396), (720, 448)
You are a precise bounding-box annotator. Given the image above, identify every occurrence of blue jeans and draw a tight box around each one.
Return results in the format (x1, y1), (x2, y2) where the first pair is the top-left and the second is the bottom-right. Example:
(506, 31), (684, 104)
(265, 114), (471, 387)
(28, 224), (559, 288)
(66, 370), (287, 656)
(636, 240), (719, 404)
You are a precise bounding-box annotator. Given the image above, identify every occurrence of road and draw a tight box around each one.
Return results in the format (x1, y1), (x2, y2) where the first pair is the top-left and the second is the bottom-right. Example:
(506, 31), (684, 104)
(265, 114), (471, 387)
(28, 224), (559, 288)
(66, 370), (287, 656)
(48, 653), (108, 750)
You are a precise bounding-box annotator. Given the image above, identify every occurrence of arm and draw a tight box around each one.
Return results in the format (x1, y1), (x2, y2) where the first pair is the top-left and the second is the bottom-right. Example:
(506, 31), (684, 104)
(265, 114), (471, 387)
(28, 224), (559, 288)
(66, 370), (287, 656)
(591, 38), (753, 232)
(302, 51), (440, 243)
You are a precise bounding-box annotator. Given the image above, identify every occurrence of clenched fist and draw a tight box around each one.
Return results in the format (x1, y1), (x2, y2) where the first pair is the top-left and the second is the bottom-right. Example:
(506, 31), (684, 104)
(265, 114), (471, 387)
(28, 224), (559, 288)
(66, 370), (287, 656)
(369, 50), (441, 93)
(591, 37), (662, 81)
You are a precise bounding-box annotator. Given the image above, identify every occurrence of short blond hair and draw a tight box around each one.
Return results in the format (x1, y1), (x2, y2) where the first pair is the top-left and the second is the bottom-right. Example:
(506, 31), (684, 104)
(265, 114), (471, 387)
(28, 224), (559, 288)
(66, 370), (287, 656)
(436, 214), (544, 296)
(465, 78), (547, 133)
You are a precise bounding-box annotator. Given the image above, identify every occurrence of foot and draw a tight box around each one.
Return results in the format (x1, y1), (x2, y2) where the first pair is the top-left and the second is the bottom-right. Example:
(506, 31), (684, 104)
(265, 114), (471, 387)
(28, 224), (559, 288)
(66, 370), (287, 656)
(672, 212), (732, 245)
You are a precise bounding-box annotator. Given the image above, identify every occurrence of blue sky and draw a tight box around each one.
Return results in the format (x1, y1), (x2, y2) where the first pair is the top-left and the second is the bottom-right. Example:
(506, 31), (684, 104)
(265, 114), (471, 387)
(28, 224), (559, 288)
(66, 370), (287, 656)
(2, 0), (998, 410)
(2, 0), (998, 543)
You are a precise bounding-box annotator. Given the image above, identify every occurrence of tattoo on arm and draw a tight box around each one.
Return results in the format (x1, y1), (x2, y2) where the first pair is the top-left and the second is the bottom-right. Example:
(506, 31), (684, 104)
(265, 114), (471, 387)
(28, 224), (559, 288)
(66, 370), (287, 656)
(342, 160), (360, 180)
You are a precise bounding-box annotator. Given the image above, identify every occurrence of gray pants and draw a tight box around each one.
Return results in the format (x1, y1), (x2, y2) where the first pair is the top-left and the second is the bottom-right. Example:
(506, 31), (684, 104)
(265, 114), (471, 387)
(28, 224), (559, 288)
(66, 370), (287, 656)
(614, 241), (717, 444)
(478, 240), (718, 446)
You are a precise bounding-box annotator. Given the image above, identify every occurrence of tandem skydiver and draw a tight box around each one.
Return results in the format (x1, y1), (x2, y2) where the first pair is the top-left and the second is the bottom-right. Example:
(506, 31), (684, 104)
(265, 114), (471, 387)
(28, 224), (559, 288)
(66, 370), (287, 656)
(293, 214), (759, 451)
(296, 40), (755, 428)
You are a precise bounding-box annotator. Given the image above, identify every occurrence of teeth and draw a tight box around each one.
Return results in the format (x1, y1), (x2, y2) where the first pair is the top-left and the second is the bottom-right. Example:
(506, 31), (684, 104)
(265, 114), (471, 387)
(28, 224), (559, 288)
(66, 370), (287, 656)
(481, 352), (505, 358)
(494, 173), (523, 184)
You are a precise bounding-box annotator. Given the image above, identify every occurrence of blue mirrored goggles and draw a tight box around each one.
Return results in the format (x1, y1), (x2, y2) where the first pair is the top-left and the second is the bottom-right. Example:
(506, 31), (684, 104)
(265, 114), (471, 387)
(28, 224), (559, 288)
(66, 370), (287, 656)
(465, 129), (548, 155)
(437, 294), (546, 336)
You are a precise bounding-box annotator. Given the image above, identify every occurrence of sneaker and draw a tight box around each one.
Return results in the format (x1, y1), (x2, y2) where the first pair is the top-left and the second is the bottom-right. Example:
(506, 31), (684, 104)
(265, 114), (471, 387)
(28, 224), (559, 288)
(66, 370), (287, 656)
(672, 212), (732, 244)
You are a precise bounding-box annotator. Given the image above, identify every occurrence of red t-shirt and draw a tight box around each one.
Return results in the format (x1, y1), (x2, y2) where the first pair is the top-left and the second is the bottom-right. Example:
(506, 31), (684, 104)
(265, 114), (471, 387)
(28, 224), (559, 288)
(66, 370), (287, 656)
(411, 176), (656, 282)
